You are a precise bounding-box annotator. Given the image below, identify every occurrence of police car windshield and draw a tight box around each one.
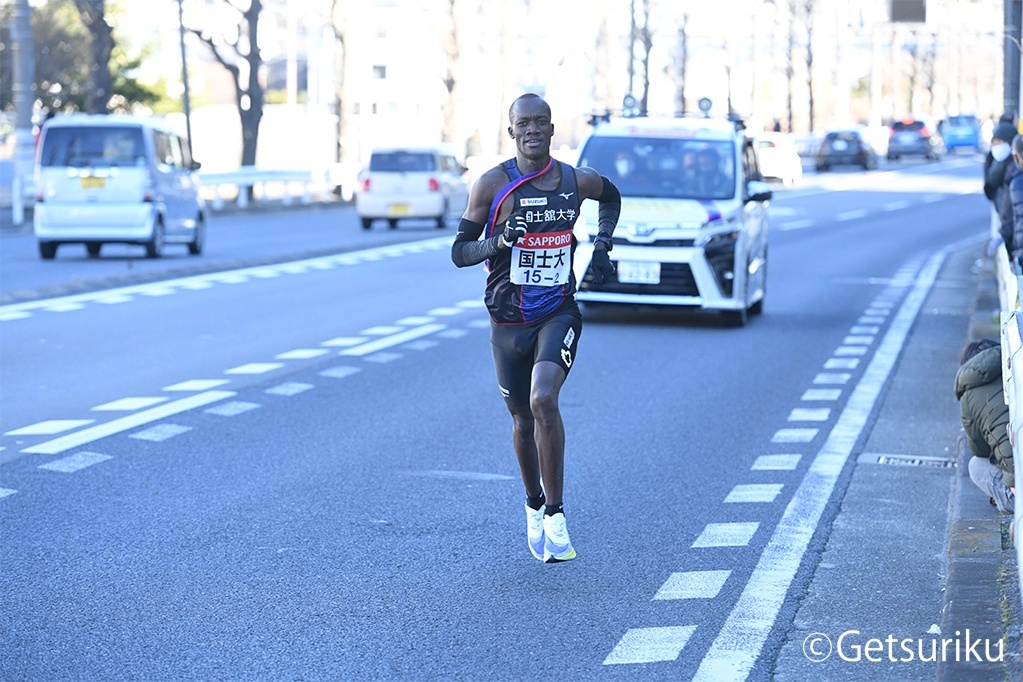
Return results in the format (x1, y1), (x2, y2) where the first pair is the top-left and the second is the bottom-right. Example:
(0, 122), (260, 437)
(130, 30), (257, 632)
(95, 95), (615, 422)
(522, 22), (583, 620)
(579, 136), (736, 201)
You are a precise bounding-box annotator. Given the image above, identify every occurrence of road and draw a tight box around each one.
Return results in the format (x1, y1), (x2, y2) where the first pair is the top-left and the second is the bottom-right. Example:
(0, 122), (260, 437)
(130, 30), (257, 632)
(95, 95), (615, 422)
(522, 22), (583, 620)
(0, 155), (992, 680)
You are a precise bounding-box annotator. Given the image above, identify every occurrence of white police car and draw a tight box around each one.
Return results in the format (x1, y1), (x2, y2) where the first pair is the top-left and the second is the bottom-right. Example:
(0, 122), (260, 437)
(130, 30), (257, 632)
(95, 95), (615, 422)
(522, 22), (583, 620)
(573, 108), (771, 326)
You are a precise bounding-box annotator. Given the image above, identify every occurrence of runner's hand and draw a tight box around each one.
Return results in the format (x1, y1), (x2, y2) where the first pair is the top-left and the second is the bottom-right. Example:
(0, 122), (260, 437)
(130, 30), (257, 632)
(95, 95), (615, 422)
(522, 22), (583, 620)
(591, 248), (615, 285)
(502, 213), (528, 247)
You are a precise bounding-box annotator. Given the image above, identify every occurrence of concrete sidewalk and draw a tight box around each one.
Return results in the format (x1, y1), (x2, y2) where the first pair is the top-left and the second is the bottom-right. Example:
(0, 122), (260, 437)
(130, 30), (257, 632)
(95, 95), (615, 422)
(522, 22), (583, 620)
(772, 242), (1022, 681)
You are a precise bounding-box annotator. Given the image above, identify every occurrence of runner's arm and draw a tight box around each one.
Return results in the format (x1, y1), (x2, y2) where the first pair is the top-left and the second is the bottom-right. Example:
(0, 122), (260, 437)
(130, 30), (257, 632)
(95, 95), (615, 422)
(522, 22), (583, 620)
(451, 168), (512, 267)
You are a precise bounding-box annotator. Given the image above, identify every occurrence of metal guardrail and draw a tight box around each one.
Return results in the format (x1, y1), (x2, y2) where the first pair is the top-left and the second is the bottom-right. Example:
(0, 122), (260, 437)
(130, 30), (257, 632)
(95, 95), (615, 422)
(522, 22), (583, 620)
(197, 167), (339, 210)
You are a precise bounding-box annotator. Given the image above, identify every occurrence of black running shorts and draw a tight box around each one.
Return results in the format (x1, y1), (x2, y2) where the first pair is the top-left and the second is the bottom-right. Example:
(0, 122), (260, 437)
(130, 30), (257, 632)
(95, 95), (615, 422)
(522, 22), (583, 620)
(489, 302), (582, 406)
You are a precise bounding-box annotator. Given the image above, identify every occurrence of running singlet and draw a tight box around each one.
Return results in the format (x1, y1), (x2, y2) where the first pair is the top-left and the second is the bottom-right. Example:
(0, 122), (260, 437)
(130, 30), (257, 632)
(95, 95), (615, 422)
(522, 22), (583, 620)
(484, 159), (581, 325)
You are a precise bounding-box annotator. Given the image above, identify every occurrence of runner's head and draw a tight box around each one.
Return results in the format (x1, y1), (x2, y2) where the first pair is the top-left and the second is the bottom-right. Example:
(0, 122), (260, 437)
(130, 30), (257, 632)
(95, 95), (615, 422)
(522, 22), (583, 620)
(508, 94), (554, 163)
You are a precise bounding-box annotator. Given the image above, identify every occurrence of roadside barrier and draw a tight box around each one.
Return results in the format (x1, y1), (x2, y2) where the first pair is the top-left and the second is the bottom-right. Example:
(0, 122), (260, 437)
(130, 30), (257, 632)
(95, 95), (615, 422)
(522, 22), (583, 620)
(992, 208), (1023, 594)
(197, 167), (340, 210)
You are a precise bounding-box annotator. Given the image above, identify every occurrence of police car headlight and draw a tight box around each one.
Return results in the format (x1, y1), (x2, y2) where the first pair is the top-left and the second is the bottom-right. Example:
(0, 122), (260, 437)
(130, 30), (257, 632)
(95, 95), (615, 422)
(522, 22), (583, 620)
(695, 219), (740, 248)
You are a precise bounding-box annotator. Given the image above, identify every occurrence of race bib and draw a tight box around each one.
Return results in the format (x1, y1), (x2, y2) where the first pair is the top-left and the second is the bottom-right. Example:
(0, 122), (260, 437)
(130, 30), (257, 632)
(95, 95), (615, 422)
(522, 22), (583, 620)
(510, 229), (573, 286)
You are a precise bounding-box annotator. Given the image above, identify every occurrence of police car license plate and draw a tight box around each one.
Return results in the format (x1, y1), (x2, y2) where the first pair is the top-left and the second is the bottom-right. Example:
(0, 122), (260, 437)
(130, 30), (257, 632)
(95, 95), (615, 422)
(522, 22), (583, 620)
(388, 203), (410, 215)
(616, 261), (660, 284)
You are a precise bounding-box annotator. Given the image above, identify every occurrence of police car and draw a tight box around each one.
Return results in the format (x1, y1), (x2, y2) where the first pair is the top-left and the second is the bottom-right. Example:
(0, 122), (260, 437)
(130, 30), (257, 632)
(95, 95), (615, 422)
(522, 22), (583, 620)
(573, 105), (772, 326)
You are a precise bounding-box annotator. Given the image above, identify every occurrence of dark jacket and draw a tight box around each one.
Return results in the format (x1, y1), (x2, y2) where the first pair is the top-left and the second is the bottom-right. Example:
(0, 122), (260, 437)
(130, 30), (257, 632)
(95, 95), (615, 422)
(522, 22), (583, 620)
(1012, 171), (1023, 265)
(999, 161), (1022, 255)
(955, 346), (1014, 487)
(986, 153), (1010, 203)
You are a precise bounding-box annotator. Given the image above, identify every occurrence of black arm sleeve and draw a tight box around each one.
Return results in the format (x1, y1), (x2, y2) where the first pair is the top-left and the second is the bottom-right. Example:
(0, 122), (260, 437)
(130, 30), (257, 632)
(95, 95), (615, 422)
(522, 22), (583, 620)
(452, 218), (503, 268)
(596, 176), (621, 237)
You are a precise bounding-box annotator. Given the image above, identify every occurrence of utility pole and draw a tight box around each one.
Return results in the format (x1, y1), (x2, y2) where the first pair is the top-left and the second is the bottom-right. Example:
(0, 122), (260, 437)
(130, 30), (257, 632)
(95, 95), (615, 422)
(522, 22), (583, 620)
(1006, 0), (1022, 117)
(11, 0), (35, 226)
(177, 0), (194, 159)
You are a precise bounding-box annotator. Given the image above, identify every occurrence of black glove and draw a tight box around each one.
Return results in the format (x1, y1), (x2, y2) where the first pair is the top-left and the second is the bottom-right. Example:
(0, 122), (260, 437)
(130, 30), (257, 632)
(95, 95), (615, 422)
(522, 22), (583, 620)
(591, 248), (615, 285)
(502, 213), (528, 246)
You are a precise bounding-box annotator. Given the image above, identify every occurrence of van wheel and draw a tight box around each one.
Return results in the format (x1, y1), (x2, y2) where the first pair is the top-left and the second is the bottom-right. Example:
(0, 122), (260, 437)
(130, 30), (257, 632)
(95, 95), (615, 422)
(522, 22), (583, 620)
(86, 242), (102, 258)
(39, 242), (57, 260)
(388, 219), (399, 229)
(436, 201), (448, 228)
(188, 217), (206, 255)
(361, 217), (373, 230)
(145, 220), (165, 258)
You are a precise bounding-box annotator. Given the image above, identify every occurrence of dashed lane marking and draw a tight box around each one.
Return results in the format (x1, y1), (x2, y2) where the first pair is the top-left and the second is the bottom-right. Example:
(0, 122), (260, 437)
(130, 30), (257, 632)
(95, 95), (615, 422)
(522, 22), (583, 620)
(603, 626), (698, 665)
(690, 241), (959, 681)
(38, 451), (113, 473)
(813, 372), (851, 385)
(724, 484), (784, 503)
(319, 366), (362, 379)
(0, 488), (17, 498)
(834, 346), (868, 356)
(274, 349), (330, 360)
(21, 391), (235, 455)
(751, 454), (802, 470)
(339, 324), (447, 356)
(265, 382), (314, 396)
(787, 408), (831, 422)
(824, 358), (859, 370)
(91, 397), (168, 411)
(164, 379), (231, 391)
(224, 362), (285, 375)
(771, 428), (819, 443)
(654, 571), (731, 600)
(130, 424), (193, 442)
(5, 419), (94, 436)
(801, 388), (841, 401)
(205, 401), (260, 417)
(692, 522), (760, 548)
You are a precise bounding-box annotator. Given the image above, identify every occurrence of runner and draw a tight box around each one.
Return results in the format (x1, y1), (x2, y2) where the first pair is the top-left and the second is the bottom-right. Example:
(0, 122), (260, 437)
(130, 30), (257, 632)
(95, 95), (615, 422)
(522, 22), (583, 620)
(451, 93), (621, 562)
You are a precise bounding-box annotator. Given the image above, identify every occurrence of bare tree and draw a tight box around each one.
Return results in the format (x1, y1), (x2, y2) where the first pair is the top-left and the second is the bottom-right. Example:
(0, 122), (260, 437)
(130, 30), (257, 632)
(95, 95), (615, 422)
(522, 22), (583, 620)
(439, 0), (460, 145)
(675, 12), (689, 115)
(186, 0), (266, 167)
(801, 0), (815, 132)
(637, 0), (653, 115)
(785, 1), (796, 132)
(329, 0), (351, 164)
(71, 0), (113, 113)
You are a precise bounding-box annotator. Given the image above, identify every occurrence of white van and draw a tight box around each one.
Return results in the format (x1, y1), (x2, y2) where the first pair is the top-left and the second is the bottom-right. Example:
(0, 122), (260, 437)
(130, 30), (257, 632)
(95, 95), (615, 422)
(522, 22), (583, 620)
(573, 114), (772, 326)
(34, 114), (207, 259)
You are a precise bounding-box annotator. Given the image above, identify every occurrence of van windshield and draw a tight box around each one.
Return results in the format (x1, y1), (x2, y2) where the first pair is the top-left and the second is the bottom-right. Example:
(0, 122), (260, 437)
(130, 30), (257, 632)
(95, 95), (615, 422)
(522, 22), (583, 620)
(579, 136), (736, 200)
(40, 126), (146, 168)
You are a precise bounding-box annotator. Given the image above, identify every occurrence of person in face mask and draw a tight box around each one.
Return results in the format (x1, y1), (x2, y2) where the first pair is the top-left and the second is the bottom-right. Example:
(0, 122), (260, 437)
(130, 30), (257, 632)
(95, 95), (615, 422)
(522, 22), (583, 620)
(985, 117), (1017, 204)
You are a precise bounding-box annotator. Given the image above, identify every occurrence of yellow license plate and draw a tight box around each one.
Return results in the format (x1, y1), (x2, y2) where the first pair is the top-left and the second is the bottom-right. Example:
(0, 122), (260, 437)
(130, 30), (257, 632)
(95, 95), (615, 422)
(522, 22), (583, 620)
(388, 203), (410, 216)
(81, 176), (106, 189)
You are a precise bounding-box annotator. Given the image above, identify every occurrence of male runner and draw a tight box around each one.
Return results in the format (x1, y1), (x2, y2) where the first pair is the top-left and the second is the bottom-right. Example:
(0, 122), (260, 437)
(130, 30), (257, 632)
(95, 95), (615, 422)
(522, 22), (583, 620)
(451, 93), (621, 563)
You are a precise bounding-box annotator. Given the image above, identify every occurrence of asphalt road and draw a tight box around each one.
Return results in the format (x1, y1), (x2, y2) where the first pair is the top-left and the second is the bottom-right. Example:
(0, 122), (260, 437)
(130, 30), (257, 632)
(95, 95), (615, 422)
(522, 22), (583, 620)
(0, 155), (994, 680)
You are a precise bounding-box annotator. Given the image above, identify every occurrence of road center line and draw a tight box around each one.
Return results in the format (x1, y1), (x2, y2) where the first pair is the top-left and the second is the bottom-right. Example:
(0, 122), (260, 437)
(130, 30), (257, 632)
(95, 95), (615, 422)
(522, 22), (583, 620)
(691, 239), (965, 681)
(21, 390), (236, 455)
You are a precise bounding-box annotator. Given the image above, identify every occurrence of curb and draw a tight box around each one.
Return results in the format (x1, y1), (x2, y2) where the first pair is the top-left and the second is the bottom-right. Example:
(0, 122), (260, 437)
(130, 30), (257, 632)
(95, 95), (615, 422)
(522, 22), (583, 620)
(938, 254), (1021, 680)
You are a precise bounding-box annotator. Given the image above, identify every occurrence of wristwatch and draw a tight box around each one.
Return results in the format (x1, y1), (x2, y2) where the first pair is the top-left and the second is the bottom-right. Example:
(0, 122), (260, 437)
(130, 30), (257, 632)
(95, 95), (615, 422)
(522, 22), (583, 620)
(594, 234), (613, 251)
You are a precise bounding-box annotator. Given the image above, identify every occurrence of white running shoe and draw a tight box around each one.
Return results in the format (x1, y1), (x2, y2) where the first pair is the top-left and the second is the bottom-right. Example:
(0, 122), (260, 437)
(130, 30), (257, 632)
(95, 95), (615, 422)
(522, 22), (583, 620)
(526, 504), (545, 561)
(542, 512), (576, 563)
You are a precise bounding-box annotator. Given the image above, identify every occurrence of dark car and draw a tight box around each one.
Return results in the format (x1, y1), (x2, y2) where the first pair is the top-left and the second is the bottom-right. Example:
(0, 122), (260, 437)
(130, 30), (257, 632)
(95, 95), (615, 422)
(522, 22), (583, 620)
(887, 117), (945, 161)
(940, 115), (981, 152)
(815, 129), (878, 171)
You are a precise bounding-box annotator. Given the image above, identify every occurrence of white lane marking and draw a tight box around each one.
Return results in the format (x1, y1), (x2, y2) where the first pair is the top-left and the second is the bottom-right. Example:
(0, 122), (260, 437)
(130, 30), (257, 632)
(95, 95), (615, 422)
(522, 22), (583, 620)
(139, 287), (175, 297)
(319, 366), (362, 379)
(692, 522), (759, 547)
(130, 424), (193, 441)
(91, 397), (168, 411)
(39, 451), (113, 473)
(778, 220), (815, 231)
(265, 382), (314, 396)
(788, 408), (831, 422)
(469, 319), (491, 328)
(850, 326), (880, 334)
(21, 391), (235, 455)
(843, 335), (874, 345)
(859, 316), (886, 324)
(224, 362), (284, 375)
(321, 337), (367, 347)
(427, 307), (465, 316)
(340, 324), (447, 357)
(724, 484), (784, 503)
(692, 244), (952, 681)
(5, 419), (94, 436)
(96, 295), (132, 304)
(922, 193), (944, 203)
(883, 200), (911, 211)
(824, 358), (859, 369)
(163, 379), (231, 391)
(395, 316), (436, 325)
(275, 349), (329, 360)
(835, 209), (867, 221)
(813, 373), (851, 385)
(0, 488), (17, 498)
(752, 454), (801, 470)
(179, 281), (214, 290)
(0, 310), (30, 321)
(771, 428), (818, 443)
(604, 626), (697, 665)
(802, 388), (841, 401)
(437, 329), (469, 339)
(834, 346), (868, 356)
(44, 302), (85, 312)
(654, 571), (731, 600)
(361, 325), (405, 335)
(456, 299), (485, 308)
(205, 401), (260, 416)
(864, 308), (890, 316)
